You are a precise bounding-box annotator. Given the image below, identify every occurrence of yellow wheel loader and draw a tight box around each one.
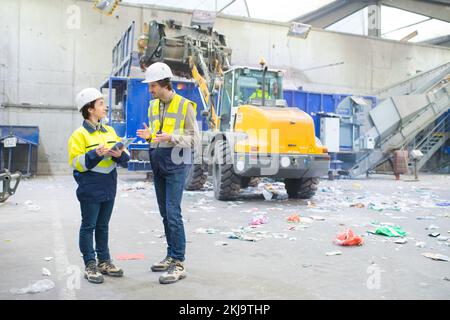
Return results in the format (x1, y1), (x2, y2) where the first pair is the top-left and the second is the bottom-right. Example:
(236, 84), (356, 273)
(138, 20), (330, 200)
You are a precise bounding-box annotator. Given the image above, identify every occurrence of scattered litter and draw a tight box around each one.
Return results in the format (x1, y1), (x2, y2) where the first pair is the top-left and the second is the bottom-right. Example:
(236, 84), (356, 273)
(368, 203), (384, 212)
(123, 182), (148, 191)
(235, 234), (263, 242)
(44, 257), (53, 261)
(416, 216), (436, 220)
(307, 201), (317, 208)
(370, 224), (407, 237)
(214, 241), (228, 246)
(435, 202), (450, 207)
(429, 233), (440, 238)
(289, 237), (297, 241)
(249, 215), (268, 226)
(42, 268), (51, 276)
(334, 229), (364, 246)
(302, 264), (313, 268)
(310, 215), (325, 221)
(272, 233), (288, 239)
(426, 225), (439, 230)
(262, 188), (274, 200)
(25, 200), (40, 212)
(115, 253), (145, 260)
(353, 183), (362, 189)
(287, 214), (300, 223)
(415, 242), (426, 248)
(350, 203), (365, 209)
(262, 184), (288, 201)
(195, 228), (219, 234)
(300, 217), (314, 223)
(307, 208), (331, 213)
(443, 276), (450, 281)
(422, 253), (450, 262)
(326, 251), (343, 256)
(12, 279), (55, 295)
(394, 238), (408, 244)
(437, 236), (449, 241)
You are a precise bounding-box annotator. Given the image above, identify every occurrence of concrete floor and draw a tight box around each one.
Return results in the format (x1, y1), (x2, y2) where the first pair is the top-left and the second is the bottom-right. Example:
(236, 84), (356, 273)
(1, 171), (449, 300)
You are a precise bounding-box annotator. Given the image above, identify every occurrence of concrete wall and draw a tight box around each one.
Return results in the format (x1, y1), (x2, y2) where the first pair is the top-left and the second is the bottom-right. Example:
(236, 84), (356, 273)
(1, 0), (450, 174)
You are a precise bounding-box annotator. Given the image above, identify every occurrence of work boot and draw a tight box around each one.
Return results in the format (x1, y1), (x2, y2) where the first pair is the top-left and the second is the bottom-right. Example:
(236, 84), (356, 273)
(159, 260), (186, 284)
(98, 260), (124, 277)
(151, 256), (173, 272)
(84, 261), (104, 284)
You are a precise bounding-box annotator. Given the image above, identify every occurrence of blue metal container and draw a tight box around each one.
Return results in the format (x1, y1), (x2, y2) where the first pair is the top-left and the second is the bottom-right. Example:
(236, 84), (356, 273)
(283, 89), (377, 138)
(0, 125), (39, 176)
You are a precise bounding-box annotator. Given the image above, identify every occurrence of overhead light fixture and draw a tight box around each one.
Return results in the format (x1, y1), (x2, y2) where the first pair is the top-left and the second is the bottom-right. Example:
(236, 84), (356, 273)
(93, 0), (120, 16)
(288, 22), (312, 39)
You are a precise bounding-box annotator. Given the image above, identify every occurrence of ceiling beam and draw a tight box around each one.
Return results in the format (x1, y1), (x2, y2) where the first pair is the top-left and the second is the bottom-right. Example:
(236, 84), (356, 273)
(291, 0), (377, 28)
(380, 0), (450, 22)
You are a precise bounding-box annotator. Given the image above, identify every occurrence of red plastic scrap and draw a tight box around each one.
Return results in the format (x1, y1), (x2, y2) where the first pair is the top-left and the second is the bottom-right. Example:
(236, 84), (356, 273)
(287, 214), (301, 223)
(115, 253), (145, 260)
(334, 229), (364, 246)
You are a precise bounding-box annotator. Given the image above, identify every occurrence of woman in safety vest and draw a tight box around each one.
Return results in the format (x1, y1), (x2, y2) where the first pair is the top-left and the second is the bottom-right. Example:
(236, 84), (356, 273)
(68, 88), (130, 284)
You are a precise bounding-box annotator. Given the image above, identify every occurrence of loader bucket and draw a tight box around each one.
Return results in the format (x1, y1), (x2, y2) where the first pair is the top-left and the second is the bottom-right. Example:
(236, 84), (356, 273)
(0, 169), (22, 203)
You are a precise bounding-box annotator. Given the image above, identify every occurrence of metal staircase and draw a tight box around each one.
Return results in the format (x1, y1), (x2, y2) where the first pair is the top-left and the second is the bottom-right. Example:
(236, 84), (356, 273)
(414, 113), (449, 171)
(348, 72), (450, 178)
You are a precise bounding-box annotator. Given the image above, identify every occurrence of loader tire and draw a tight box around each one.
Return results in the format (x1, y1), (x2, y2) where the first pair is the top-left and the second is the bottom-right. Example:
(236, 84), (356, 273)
(240, 177), (260, 188)
(212, 141), (241, 200)
(284, 178), (319, 199)
(184, 164), (207, 191)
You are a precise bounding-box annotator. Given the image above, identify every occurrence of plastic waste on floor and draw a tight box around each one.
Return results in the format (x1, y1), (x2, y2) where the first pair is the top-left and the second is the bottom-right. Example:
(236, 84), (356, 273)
(287, 214), (300, 223)
(326, 251), (343, 256)
(415, 241), (426, 248)
(333, 229), (364, 246)
(249, 215), (268, 226)
(435, 202), (450, 207)
(195, 228), (219, 234)
(42, 268), (51, 276)
(394, 238), (407, 244)
(429, 232), (440, 237)
(214, 241), (228, 246)
(422, 253), (450, 262)
(370, 224), (407, 237)
(13, 279), (55, 295)
(115, 253), (145, 260)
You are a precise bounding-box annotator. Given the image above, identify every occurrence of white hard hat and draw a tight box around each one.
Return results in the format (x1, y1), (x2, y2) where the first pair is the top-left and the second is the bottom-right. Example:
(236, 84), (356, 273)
(75, 88), (103, 112)
(142, 62), (174, 83)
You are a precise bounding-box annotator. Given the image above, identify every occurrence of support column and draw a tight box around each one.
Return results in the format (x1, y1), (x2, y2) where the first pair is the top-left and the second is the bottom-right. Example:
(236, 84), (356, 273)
(368, 2), (381, 37)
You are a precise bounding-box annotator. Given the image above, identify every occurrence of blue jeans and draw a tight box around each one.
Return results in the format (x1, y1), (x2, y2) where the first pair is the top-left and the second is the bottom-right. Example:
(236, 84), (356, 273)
(79, 200), (115, 266)
(153, 169), (188, 261)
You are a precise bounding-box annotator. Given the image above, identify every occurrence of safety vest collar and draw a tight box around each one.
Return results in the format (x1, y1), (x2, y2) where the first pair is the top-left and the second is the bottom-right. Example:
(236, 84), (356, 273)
(83, 120), (108, 134)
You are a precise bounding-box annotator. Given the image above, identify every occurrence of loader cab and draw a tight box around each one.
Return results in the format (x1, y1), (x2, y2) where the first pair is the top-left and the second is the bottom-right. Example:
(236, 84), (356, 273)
(218, 67), (284, 131)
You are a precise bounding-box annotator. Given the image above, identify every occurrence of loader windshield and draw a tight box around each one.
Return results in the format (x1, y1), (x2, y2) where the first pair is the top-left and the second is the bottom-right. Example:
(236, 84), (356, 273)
(234, 68), (283, 106)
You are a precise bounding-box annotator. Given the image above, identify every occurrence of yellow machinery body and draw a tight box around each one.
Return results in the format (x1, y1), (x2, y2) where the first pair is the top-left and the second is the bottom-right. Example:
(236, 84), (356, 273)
(234, 105), (327, 155)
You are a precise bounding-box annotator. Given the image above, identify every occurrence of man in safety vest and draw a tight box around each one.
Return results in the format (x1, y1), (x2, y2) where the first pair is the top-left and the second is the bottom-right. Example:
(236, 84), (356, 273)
(137, 62), (200, 284)
(249, 82), (270, 101)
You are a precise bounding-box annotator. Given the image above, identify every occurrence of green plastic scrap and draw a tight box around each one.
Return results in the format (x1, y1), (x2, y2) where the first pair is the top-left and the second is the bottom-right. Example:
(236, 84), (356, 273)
(368, 203), (384, 212)
(374, 225), (407, 237)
